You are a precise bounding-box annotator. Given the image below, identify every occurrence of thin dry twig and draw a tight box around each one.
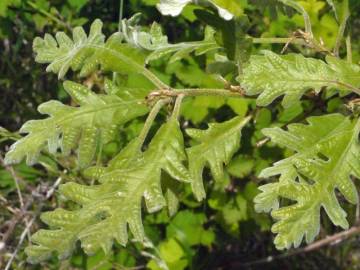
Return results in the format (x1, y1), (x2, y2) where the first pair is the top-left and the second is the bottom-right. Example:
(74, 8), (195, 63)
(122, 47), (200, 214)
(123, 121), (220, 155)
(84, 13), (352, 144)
(4, 216), (35, 270)
(0, 155), (33, 244)
(45, 176), (62, 200)
(2, 176), (63, 268)
(228, 225), (360, 268)
(1, 199), (33, 245)
(0, 156), (25, 207)
(256, 137), (270, 148)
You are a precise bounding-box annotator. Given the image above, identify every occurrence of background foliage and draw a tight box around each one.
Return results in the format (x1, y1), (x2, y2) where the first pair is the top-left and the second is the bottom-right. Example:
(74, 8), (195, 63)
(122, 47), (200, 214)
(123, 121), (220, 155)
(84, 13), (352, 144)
(1, 0), (360, 269)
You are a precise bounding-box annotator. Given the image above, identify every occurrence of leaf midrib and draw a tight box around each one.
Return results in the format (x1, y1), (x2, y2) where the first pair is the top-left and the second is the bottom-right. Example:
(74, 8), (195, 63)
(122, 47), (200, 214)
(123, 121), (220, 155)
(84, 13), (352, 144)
(192, 116), (250, 160)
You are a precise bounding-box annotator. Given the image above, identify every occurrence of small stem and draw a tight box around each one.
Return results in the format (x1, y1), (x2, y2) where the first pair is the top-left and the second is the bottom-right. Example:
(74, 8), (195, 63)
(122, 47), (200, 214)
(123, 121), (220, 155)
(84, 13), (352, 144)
(252, 37), (305, 45)
(333, 81), (360, 96)
(334, 1), (350, 57)
(174, 88), (244, 98)
(118, 0), (124, 30)
(147, 88), (245, 103)
(142, 69), (169, 90)
(91, 45), (170, 90)
(137, 99), (170, 149)
(334, 13), (349, 57)
(279, 0), (313, 36)
(252, 36), (333, 55)
(346, 35), (352, 63)
(172, 95), (184, 119)
(113, 0), (125, 83)
(27, 1), (70, 30)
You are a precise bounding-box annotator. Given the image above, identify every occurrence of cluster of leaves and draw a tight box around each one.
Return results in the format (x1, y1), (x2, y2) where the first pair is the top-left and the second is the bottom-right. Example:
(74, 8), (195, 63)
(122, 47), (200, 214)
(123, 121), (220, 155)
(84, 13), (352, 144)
(2, 0), (360, 269)
(4, 14), (252, 266)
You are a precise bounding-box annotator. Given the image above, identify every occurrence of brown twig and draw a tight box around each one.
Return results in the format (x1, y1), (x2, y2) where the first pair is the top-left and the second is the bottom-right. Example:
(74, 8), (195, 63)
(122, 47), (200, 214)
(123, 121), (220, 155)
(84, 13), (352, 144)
(1, 176), (62, 268)
(227, 225), (360, 268)
(45, 176), (62, 200)
(4, 217), (36, 270)
(256, 137), (270, 148)
(0, 155), (33, 245)
(1, 198), (33, 245)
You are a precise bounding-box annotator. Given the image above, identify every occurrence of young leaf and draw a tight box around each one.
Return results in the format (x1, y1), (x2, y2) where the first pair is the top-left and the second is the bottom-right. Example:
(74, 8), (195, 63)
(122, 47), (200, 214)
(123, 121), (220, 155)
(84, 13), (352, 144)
(25, 118), (190, 262)
(120, 15), (168, 51)
(186, 116), (251, 200)
(156, 0), (192, 17)
(240, 50), (360, 107)
(5, 81), (148, 167)
(119, 15), (220, 63)
(145, 25), (220, 63)
(254, 114), (360, 249)
(156, 0), (235, 20)
(33, 19), (105, 79)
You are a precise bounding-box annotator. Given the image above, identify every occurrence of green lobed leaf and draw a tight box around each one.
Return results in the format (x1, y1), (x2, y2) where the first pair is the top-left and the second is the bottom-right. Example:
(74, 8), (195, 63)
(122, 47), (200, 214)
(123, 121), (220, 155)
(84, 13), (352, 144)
(254, 114), (360, 249)
(33, 19), (105, 79)
(240, 50), (360, 107)
(33, 19), (149, 80)
(186, 116), (251, 200)
(25, 117), (190, 262)
(4, 81), (149, 167)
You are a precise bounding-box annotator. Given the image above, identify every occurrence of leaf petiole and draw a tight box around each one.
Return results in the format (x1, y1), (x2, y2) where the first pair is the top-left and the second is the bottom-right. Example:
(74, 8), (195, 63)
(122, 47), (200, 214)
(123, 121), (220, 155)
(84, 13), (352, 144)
(137, 98), (171, 150)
